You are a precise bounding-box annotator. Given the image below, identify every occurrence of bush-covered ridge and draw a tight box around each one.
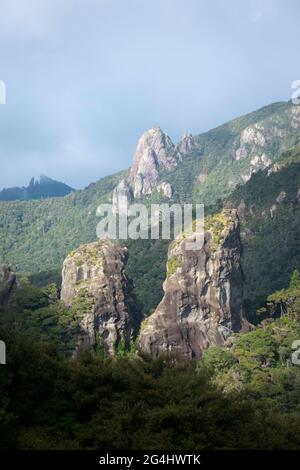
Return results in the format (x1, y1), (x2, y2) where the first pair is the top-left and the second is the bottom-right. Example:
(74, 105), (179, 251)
(227, 146), (300, 308)
(1, 102), (300, 318)
(200, 271), (300, 413)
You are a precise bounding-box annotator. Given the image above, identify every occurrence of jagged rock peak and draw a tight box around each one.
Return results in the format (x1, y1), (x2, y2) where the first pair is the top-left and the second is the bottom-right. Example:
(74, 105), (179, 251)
(138, 209), (249, 359)
(129, 127), (178, 198)
(176, 132), (195, 154)
(112, 178), (133, 214)
(61, 240), (137, 355)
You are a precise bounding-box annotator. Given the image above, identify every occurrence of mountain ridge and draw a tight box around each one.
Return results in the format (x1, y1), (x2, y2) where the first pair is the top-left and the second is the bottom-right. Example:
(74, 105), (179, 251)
(1, 100), (300, 318)
(0, 175), (74, 201)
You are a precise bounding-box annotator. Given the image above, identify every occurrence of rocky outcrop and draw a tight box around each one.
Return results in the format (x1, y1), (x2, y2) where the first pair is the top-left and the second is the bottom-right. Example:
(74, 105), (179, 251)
(233, 125), (274, 185)
(129, 127), (178, 198)
(0, 265), (16, 305)
(176, 132), (195, 154)
(235, 125), (267, 162)
(156, 181), (173, 198)
(112, 179), (133, 215)
(111, 127), (179, 213)
(276, 191), (287, 203)
(269, 190), (287, 218)
(61, 240), (137, 355)
(291, 105), (300, 129)
(138, 209), (248, 359)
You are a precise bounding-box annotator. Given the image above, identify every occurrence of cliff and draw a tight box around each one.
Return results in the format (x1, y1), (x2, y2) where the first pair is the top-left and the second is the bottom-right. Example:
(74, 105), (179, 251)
(61, 240), (137, 355)
(129, 126), (178, 198)
(138, 209), (249, 359)
(112, 127), (179, 213)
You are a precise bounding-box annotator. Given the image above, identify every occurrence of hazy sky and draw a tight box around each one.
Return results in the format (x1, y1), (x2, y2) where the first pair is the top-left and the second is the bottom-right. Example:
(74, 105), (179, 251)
(0, 0), (299, 190)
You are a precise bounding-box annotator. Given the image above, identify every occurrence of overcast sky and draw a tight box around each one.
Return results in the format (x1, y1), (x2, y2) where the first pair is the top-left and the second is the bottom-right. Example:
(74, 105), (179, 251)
(0, 0), (299, 190)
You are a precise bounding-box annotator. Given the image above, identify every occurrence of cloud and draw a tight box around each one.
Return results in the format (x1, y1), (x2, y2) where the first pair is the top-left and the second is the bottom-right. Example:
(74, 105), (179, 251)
(0, 0), (299, 190)
(0, 0), (57, 38)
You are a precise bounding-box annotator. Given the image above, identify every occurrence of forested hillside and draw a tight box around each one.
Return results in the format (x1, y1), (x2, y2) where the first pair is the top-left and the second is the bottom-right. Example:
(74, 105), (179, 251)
(1, 101), (300, 317)
(228, 144), (300, 309)
(1, 270), (300, 449)
(0, 170), (127, 273)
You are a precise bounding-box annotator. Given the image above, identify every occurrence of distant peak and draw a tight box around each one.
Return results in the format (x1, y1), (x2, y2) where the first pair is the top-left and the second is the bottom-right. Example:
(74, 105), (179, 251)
(39, 174), (53, 183)
(127, 126), (177, 198)
(0, 175), (74, 201)
(176, 132), (195, 154)
(142, 126), (164, 137)
(181, 132), (193, 140)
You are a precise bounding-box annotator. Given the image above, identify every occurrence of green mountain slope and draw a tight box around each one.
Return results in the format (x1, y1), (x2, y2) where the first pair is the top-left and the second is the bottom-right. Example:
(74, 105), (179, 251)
(0, 170), (127, 273)
(1, 101), (300, 316)
(162, 101), (300, 204)
(128, 143), (300, 317)
(228, 144), (300, 308)
(200, 271), (300, 409)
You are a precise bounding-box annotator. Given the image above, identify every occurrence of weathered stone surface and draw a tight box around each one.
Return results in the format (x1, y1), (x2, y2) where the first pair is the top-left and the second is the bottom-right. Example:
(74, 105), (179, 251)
(112, 127), (179, 212)
(268, 162), (283, 175)
(112, 179), (132, 214)
(276, 190), (287, 203)
(250, 153), (271, 168)
(0, 265), (16, 305)
(156, 181), (173, 198)
(129, 127), (178, 198)
(61, 240), (137, 355)
(291, 105), (300, 129)
(235, 125), (266, 161)
(176, 132), (195, 154)
(138, 209), (248, 359)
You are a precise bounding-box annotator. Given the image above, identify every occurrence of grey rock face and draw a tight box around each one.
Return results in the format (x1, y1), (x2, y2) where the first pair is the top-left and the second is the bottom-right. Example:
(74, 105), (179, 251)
(276, 190), (287, 203)
(176, 132), (195, 154)
(156, 181), (173, 198)
(112, 127), (179, 213)
(138, 209), (248, 359)
(112, 179), (133, 215)
(129, 127), (178, 198)
(61, 240), (137, 355)
(0, 265), (16, 305)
